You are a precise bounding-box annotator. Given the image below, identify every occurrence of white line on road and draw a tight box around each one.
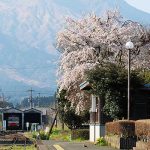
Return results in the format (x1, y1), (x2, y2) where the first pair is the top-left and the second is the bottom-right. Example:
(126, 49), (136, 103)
(53, 144), (64, 150)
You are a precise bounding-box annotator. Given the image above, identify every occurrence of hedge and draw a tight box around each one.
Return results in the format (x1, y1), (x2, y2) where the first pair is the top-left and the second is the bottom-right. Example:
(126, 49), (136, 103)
(71, 129), (89, 140)
(135, 119), (150, 141)
(105, 120), (135, 137)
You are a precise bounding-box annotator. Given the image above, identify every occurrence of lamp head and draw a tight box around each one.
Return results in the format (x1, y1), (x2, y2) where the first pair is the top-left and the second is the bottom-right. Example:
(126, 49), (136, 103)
(125, 41), (134, 49)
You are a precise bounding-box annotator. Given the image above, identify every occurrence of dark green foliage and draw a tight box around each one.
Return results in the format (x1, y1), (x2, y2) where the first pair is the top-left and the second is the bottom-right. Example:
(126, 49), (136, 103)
(139, 70), (150, 84)
(71, 129), (89, 140)
(0, 101), (13, 108)
(96, 137), (108, 146)
(32, 132), (37, 139)
(39, 130), (49, 140)
(86, 63), (144, 119)
(50, 128), (71, 141)
(58, 90), (89, 129)
(18, 96), (55, 108)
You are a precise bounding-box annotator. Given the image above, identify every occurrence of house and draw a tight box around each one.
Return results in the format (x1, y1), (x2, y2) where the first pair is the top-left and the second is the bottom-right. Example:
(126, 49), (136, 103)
(80, 81), (150, 142)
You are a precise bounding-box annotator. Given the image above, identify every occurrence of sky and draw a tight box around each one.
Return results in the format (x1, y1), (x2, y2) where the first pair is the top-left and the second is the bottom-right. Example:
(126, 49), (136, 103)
(125, 0), (150, 13)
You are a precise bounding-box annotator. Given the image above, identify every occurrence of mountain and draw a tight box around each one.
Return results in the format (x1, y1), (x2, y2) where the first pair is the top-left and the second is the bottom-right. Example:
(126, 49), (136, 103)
(0, 0), (149, 104)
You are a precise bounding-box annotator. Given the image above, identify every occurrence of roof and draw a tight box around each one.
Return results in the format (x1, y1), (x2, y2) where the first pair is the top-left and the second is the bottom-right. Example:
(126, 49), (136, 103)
(23, 108), (42, 114)
(3, 107), (23, 113)
(79, 81), (91, 90)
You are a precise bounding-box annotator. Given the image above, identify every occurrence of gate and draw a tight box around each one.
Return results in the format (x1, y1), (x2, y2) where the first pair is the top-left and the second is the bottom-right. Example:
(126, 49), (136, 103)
(120, 137), (137, 149)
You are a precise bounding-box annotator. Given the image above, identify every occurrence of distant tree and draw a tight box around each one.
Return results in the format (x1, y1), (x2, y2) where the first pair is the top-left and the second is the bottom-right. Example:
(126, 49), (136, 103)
(20, 96), (55, 108)
(0, 101), (13, 108)
(86, 63), (144, 119)
(57, 10), (150, 112)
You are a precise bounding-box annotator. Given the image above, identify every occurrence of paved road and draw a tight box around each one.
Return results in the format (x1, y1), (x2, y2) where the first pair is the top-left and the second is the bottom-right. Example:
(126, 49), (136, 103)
(39, 140), (117, 150)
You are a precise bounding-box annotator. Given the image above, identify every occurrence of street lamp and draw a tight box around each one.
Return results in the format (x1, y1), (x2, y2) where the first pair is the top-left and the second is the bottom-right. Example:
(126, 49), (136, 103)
(125, 41), (134, 120)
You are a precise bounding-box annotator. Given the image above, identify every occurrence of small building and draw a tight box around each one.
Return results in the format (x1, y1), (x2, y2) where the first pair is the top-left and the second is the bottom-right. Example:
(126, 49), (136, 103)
(2, 108), (23, 130)
(80, 81), (106, 142)
(2, 107), (42, 131)
(24, 108), (42, 130)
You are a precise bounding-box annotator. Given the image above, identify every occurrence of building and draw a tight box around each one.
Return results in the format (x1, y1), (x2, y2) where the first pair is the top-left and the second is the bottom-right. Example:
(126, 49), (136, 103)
(80, 81), (106, 142)
(23, 108), (42, 130)
(80, 81), (150, 142)
(2, 107), (42, 131)
(2, 108), (23, 130)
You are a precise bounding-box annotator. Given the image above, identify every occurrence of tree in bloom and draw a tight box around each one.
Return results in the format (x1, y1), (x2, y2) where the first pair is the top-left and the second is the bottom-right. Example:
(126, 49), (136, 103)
(56, 10), (150, 113)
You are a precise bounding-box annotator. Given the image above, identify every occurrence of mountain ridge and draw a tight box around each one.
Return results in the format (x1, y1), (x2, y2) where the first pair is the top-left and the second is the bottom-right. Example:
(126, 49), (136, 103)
(0, 0), (149, 103)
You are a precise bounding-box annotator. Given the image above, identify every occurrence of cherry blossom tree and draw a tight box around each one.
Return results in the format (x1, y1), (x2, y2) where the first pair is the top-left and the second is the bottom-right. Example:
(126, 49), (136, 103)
(56, 10), (150, 112)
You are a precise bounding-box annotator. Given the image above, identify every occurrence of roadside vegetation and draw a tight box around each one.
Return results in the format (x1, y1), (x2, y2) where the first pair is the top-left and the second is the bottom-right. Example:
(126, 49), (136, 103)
(0, 145), (36, 150)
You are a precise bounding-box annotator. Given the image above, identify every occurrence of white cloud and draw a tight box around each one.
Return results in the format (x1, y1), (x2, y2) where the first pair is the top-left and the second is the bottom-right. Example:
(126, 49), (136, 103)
(0, 67), (50, 88)
(0, 2), (10, 12)
(125, 0), (150, 14)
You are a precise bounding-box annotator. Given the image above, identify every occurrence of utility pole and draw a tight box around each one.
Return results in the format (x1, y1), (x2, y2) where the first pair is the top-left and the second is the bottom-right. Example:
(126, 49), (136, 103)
(2, 93), (5, 102)
(38, 93), (40, 107)
(27, 88), (34, 108)
(0, 89), (5, 102)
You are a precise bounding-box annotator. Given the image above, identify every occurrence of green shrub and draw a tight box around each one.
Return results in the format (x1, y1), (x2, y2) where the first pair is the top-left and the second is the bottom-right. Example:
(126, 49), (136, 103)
(96, 137), (108, 146)
(39, 130), (49, 140)
(32, 131), (37, 139)
(71, 129), (89, 140)
(51, 128), (60, 135)
(50, 129), (71, 141)
(106, 120), (135, 137)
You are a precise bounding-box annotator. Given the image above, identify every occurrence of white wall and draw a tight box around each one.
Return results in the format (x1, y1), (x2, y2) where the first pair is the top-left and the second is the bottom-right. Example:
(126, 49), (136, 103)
(90, 124), (105, 142)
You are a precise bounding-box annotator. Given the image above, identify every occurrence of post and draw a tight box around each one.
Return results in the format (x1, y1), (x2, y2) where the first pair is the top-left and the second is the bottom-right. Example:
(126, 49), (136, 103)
(126, 41), (134, 120)
(38, 93), (40, 107)
(27, 88), (34, 108)
(128, 49), (130, 120)
(22, 113), (24, 130)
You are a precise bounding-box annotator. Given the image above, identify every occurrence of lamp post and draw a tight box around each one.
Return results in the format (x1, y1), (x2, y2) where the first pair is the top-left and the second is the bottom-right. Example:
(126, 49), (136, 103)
(125, 41), (134, 120)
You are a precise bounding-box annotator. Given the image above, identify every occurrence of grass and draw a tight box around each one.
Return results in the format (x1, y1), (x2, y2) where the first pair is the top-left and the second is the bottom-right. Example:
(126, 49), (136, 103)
(24, 132), (37, 142)
(49, 128), (88, 142)
(0, 145), (37, 150)
(50, 128), (71, 141)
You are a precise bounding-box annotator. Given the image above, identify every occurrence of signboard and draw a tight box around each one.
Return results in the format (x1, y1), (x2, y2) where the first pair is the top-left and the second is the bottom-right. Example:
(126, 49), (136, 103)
(26, 122), (29, 131)
(8, 116), (19, 127)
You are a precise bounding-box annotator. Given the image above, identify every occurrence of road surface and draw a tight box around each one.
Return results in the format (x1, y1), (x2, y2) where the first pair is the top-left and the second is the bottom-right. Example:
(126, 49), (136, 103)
(38, 140), (117, 150)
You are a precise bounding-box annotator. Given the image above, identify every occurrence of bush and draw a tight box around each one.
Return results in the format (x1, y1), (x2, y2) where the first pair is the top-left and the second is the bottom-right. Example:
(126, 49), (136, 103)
(32, 131), (37, 139)
(135, 119), (150, 141)
(50, 129), (71, 141)
(71, 129), (89, 140)
(51, 128), (60, 135)
(39, 130), (49, 140)
(106, 120), (135, 137)
(96, 137), (108, 146)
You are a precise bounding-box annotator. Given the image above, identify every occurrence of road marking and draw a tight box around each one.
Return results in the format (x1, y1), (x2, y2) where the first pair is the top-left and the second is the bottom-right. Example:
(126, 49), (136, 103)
(53, 144), (64, 150)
